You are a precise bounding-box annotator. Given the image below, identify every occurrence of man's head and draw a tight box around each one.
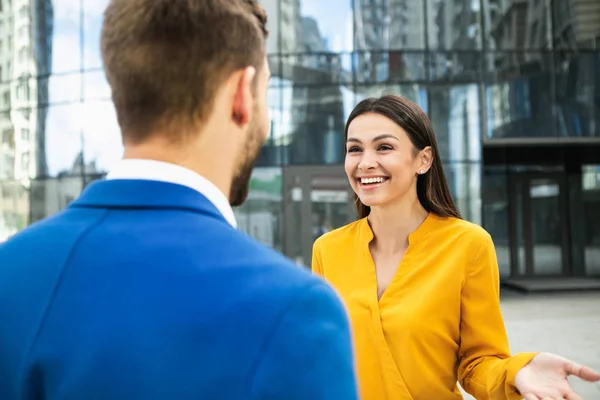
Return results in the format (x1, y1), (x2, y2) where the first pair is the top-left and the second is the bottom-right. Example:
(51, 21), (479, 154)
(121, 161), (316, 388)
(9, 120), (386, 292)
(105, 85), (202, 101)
(101, 0), (270, 206)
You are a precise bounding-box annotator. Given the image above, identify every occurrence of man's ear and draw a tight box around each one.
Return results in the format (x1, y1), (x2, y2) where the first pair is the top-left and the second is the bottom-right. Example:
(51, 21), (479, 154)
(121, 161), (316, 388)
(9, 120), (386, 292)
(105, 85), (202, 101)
(231, 66), (256, 127)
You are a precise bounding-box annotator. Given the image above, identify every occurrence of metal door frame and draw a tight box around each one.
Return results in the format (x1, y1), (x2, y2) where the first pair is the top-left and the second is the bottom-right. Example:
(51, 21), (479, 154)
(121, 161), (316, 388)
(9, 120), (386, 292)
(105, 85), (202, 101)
(282, 165), (355, 266)
(508, 171), (571, 278)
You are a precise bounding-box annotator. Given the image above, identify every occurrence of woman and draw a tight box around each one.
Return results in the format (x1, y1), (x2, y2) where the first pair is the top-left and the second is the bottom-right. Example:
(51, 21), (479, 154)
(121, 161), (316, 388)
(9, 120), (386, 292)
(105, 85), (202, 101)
(311, 95), (599, 400)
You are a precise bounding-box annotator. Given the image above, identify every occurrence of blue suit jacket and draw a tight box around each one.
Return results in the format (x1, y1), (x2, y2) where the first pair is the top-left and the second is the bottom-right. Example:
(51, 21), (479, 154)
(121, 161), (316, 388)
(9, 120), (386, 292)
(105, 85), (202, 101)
(0, 179), (357, 400)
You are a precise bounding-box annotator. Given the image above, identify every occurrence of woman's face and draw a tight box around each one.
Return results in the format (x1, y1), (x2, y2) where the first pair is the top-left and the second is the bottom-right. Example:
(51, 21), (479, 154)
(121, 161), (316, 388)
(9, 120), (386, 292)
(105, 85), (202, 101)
(344, 112), (428, 209)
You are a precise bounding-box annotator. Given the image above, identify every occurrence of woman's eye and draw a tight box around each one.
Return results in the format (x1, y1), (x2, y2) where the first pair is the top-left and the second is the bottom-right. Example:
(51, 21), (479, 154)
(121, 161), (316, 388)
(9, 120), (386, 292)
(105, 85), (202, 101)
(378, 145), (393, 151)
(347, 146), (361, 153)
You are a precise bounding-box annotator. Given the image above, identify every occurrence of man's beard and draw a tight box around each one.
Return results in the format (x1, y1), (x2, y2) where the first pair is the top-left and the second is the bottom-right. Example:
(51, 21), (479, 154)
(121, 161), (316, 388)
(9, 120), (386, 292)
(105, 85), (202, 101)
(229, 121), (264, 207)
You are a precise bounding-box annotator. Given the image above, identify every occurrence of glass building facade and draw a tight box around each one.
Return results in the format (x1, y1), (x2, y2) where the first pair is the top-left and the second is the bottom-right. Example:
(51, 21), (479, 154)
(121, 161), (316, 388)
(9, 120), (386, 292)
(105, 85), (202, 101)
(1, 0), (599, 280)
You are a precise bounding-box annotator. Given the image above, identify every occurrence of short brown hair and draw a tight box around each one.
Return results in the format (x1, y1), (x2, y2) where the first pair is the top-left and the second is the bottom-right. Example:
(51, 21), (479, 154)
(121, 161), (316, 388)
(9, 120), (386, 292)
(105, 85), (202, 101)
(101, 0), (268, 144)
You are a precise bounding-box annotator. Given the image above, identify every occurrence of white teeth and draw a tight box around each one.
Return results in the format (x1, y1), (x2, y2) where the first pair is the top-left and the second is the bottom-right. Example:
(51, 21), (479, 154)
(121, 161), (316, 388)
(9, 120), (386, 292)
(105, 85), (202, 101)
(361, 177), (386, 184)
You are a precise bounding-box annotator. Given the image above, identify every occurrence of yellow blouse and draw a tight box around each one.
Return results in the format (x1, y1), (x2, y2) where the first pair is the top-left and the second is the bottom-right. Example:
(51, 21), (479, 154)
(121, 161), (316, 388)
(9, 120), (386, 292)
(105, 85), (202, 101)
(312, 214), (536, 400)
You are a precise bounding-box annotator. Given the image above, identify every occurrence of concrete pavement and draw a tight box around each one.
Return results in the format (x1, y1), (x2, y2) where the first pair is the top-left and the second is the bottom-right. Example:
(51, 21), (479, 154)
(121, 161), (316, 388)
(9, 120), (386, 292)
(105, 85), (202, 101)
(461, 290), (600, 399)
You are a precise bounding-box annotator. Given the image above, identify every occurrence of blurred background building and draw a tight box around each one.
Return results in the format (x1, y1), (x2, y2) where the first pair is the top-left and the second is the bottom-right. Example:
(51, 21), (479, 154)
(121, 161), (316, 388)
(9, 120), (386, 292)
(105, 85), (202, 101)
(0, 0), (598, 286)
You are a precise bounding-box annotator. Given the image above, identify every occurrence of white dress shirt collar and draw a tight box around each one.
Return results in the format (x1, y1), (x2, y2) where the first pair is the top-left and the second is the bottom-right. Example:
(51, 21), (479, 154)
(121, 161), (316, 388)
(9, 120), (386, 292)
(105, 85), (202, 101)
(105, 159), (237, 228)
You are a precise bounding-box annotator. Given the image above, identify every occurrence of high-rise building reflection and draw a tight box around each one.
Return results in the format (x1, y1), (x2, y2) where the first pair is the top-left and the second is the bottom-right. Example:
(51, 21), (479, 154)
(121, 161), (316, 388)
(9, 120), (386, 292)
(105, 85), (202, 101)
(0, 0), (52, 240)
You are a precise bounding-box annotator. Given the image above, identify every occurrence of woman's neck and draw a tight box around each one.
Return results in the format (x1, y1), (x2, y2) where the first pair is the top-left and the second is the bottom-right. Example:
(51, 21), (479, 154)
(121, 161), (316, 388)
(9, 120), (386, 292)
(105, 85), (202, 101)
(367, 196), (429, 254)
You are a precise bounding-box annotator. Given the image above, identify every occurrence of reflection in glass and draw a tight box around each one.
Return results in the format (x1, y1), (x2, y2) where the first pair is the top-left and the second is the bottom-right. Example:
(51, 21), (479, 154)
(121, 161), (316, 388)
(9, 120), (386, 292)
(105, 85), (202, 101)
(83, 70), (111, 100)
(552, 0), (600, 49)
(554, 52), (598, 137)
(430, 0), (481, 50)
(83, 0), (111, 68)
(284, 83), (353, 165)
(43, 73), (81, 105)
(529, 178), (563, 276)
(354, 84), (427, 113)
(45, 103), (84, 177)
(311, 174), (352, 241)
(279, 53), (352, 85)
(30, 175), (84, 224)
(429, 52), (482, 82)
(485, 53), (555, 139)
(429, 85), (481, 162)
(49, 0), (81, 73)
(0, 179), (29, 242)
(514, 179), (526, 275)
(481, 166), (510, 277)
(443, 162), (481, 225)
(355, 51), (427, 83)
(82, 100), (122, 174)
(355, 0), (426, 50)
(482, 0), (551, 50)
(277, 0), (353, 53)
(582, 165), (600, 275)
(234, 167), (283, 252)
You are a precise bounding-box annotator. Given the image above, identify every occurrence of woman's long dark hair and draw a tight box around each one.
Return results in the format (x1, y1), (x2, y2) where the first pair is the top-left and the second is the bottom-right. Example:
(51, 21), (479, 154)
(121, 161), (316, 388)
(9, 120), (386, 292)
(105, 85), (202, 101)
(346, 95), (462, 220)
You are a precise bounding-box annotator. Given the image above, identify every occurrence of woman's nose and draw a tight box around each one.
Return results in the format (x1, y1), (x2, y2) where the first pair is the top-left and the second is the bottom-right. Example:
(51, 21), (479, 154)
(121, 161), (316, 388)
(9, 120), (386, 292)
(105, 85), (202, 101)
(358, 152), (377, 170)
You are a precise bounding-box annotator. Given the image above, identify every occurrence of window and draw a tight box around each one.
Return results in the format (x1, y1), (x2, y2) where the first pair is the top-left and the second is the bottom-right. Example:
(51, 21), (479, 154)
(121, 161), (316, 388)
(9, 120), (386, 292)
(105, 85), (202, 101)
(21, 152), (30, 173)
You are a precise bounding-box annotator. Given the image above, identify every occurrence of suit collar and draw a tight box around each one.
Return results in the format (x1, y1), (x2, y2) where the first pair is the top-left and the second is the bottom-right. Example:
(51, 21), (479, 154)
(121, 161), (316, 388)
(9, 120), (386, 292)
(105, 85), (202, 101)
(71, 179), (231, 226)
(105, 159), (237, 227)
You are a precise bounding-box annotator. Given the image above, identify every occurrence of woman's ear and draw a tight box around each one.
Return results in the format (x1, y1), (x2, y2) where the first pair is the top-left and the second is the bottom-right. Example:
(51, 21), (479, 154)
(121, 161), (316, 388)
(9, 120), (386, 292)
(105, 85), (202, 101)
(418, 146), (433, 174)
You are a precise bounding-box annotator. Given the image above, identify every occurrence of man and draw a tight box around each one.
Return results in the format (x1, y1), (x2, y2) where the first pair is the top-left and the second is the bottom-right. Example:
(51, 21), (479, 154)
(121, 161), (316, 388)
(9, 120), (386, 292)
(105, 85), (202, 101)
(0, 1), (357, 399)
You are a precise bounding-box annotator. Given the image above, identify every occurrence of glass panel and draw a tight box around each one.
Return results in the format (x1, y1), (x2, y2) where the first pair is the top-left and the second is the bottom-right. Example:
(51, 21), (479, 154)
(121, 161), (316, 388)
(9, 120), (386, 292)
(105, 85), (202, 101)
(554, 51), (598, 138)
(529, 178), (563, 275)
(485, 52), (555, 139)
(44, 103), (84, 177)
(482, 166), (510, 277)
(0, 179), (29, 242)
(551, 0), (600, 49)
(83, 0), (110, 68)
(260, 0), (280, 54)
(513, 178), (526, 275)
(50, 0), (82, 73)
(279, 53), (352, 85)
(279, 0), (353, 53)
(234, 167), (283, 252)
(443, 162), (481, 225)
(310, 174), (352, 241)
(582, 165), (600, 275)
(355, 51), (427, 83)
(42, 73), (81, 105)
(289, 182), (304, 265)
(428, 52), (483, 82)
(257, 82), (285, 167)
(355, 0), (426, 50)
(429, 85), (481, 162)
(429, 0), (482, 50)
(83, 70), (111, 101)
(0, 106), (47, 179)
(30, 176), (83, 224)
(482, 0), (551, 50)
(354, 84), (428, 112)
(82, 100), (123, 174)
(284, 84), (354, 165)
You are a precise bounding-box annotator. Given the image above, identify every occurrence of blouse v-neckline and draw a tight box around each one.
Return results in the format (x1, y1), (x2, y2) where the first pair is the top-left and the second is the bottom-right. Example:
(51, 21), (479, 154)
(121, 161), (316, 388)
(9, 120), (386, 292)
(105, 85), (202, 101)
(359, 213), (436, 303)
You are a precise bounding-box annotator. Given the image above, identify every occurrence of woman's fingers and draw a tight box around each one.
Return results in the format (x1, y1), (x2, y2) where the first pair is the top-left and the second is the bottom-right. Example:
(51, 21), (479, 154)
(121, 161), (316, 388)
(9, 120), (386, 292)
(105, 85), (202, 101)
(564, 362), (600, 382)
(563, 390), (584, 400)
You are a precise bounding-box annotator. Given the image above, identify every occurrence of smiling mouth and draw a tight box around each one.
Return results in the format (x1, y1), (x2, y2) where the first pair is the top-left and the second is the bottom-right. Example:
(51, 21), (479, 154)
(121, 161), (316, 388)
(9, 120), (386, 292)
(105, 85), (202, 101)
(358, 177), (389, 186)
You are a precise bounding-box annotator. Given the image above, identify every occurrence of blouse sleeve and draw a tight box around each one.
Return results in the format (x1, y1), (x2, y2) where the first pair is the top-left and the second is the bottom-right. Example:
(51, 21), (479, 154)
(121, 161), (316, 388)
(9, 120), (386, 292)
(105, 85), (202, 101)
(458, 233), (537, 400)
(311, 239), (324, 277)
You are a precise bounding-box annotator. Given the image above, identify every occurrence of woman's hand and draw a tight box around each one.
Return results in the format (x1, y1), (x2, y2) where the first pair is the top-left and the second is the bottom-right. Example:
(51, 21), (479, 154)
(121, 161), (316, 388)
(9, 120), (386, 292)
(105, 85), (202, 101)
(515, 352), (600, 400)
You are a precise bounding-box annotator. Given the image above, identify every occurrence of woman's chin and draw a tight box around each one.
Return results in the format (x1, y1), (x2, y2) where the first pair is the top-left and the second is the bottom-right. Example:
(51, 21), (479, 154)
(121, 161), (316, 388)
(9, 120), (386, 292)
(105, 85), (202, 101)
(357, 196), (385, 208)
